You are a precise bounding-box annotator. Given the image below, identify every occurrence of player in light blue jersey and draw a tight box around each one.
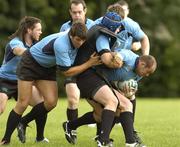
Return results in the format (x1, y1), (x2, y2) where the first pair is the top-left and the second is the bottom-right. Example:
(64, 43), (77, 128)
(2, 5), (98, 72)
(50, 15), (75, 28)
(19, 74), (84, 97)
(116, 0), (150, 55)
(63, 49), (157, 147)
(60, 0), (94, 32)
(59, 0), (95, 125)
(0, 16), (53, 145)
(94, 2), (150, 55)
(0, 21), (101, 145)
(93, 49), (156, 147)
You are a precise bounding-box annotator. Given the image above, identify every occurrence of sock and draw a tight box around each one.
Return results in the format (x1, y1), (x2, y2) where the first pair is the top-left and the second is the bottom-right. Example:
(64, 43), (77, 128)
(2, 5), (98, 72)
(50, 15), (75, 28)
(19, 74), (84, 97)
(130, 99), (136, 123)
(96, 116), (117, 137)
(20, 108), (36, 125)
(35, 113), (47, 141)
(66, 108), (78, 121)
(68, 111), (96, 130)
(119, 112), (135, 143)
(2, 110), (22, 142)
(96, 122), (102, 136)
(110, 116), (118, 131)
(99, 109), (115, 143)
(20, 102), (48, 125)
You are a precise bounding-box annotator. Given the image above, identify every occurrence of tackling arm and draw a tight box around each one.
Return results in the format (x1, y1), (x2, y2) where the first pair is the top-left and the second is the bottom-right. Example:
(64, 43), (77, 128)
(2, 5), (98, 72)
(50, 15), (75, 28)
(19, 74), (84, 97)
(101, 52), (123, 68)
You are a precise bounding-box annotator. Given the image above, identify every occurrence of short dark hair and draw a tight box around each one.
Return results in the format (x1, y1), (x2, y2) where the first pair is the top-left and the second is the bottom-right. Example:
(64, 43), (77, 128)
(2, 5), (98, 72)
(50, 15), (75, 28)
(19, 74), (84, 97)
(107, 4), (125, 18)
(69, 0), (87, 10)
(69, 20), (87, 40)
(140, 55), (157, 72)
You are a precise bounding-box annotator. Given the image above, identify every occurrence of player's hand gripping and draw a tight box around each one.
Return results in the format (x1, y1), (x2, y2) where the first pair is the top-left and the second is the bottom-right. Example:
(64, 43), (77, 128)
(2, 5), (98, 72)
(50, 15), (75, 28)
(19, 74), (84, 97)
(87, 52), (102, 67)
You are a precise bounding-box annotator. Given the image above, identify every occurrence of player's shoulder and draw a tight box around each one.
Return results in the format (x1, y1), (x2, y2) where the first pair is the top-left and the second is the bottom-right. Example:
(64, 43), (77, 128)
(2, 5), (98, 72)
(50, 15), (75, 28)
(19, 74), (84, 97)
(86, 18), (94, 24)
(60, 21), (71, 32)
(61, 20), (71, 26)
(122, 17), (139, 28)
(9, 37), (23, 46)
(54, 32), (70, 48)
(9, 37), (22, 43)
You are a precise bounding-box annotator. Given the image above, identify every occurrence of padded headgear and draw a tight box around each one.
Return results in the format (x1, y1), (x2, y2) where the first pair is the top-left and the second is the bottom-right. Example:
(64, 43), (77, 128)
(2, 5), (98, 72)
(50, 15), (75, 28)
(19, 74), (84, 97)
(101, 12), (122, 32)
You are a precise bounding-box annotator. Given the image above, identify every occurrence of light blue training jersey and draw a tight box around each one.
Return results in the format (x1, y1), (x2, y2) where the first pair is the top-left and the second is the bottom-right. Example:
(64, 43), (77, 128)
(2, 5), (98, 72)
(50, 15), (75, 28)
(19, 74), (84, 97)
(94, 17), (145, 51)
(96, 34), (111, 53)
(102, 49), (142, 82)
(60, 19), (95, 32)
(0, 37), (30, 80)
(30, 31), (78, 71)
(116, 17), (145, 50)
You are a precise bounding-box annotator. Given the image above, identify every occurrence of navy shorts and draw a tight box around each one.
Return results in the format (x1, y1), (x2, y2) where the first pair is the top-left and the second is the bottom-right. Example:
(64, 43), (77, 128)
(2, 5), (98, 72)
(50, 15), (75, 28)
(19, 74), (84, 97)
(17, 50), (56, 81)
(0, 78), (17, 100)
(76, 69), (106, 99)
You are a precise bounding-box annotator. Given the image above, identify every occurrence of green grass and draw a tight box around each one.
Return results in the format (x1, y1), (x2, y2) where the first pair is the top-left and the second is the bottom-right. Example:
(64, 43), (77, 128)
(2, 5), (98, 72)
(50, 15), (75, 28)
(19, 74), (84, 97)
(0, 98), (180, 147)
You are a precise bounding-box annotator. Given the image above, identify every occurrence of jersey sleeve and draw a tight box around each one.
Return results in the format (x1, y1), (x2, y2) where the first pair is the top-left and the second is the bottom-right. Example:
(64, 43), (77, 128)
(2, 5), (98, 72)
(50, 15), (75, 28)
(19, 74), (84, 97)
(54, 38), (71, 71)
(9, 39), (25, 50)
(96, 35), (111, 55)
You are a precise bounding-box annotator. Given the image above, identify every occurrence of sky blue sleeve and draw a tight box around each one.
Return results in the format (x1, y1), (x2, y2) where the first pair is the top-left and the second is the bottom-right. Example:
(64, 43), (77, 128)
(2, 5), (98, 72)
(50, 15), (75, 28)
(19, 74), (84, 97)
(96, 35), (110, 53)
(59, 22), (71, 32)
(123, 18), (145, 41)
(10, 39), (25, 50)
(94, 17), (103, 25)
(54, 38), (71, 67)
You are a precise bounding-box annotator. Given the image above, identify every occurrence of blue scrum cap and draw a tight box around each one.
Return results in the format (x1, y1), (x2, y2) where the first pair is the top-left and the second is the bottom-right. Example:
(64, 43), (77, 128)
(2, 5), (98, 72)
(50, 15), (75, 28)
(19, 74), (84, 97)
(101, 12), (122, 32)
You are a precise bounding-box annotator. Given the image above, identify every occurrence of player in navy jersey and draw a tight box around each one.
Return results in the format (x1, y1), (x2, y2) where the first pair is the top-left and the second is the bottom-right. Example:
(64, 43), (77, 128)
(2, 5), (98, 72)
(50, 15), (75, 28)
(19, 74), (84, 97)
(62, 12), (138, 147)
(0, 16), (52, 143)
(0, 21), (101, 145)
(59, 0), (95, 127)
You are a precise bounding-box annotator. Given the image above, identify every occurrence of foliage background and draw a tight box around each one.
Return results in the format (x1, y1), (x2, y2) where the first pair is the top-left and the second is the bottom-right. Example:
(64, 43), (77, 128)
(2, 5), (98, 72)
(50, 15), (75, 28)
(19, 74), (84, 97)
(0, 0), (180, 97)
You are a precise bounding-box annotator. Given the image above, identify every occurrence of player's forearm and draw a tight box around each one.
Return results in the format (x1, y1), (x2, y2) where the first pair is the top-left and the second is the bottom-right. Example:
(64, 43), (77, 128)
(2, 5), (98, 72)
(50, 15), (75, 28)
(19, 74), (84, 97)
(13, 47), (26, 56)
(101, 52), (123, 68)
(140, 35), (150, 55)
(62, 61), (91, 77)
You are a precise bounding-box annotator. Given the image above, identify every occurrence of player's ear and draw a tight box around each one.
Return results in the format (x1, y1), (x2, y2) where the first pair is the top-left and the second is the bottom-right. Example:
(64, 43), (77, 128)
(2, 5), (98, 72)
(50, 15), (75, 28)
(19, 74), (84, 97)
(27, 28), (32, 34)
(69, 8), (72, 15)
(139, 60), (146, 68)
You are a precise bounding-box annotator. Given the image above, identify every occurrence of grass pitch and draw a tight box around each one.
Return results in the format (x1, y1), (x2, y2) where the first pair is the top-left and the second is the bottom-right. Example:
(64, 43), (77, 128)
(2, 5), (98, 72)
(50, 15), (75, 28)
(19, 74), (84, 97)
(0, 98), (180, 147)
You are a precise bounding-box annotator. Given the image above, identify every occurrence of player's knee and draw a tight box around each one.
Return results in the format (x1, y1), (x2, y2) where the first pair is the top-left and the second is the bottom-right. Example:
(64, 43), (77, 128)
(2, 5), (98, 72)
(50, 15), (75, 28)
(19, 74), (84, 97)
(44, 98), (58, 111)
(68, 96), (79, 107)
(107, 97), (118, 109)
(121, 100), (133, 112)
(93, 111), (101, 122)
(18, 98), (30, 108)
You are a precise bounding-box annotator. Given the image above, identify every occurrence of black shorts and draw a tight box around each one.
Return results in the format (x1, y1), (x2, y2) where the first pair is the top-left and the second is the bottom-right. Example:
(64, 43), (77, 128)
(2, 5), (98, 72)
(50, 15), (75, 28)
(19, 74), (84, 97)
(17, 50), (56, 81)
(0, 78), (17, 100)
(64, 76), (77, 86)
(76, 69), (106, 99)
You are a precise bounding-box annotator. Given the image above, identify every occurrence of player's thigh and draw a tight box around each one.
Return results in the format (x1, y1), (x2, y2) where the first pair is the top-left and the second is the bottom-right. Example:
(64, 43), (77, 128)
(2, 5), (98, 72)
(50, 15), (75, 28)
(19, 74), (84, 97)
(35, 80), (58, 106)
(29, 86), (43, 106)
(17, 80), (33, 104)
(93, 85), (118, 107)
(114, 90), (132, 112)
